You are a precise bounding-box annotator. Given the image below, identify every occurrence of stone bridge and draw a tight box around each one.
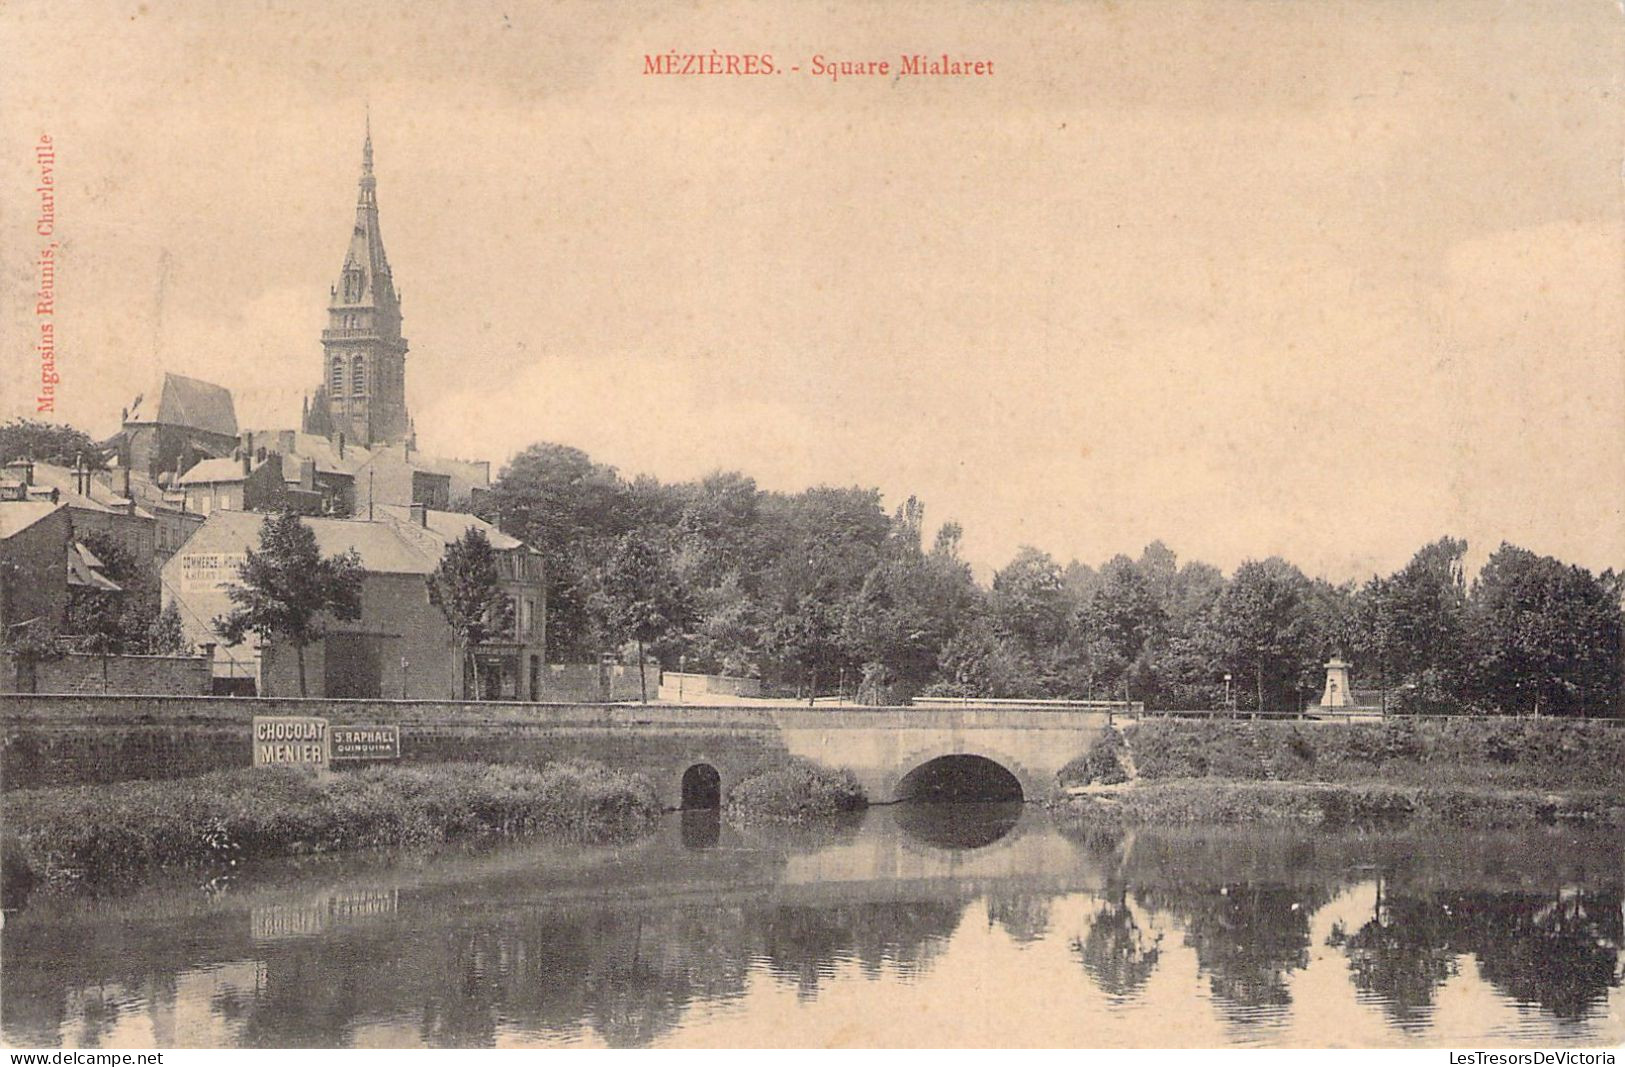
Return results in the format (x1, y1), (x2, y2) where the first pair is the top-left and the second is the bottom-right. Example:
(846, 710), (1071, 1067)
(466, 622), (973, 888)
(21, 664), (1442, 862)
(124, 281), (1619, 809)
(649, 704), (1115, 808)
(0, 696), (1118, 807)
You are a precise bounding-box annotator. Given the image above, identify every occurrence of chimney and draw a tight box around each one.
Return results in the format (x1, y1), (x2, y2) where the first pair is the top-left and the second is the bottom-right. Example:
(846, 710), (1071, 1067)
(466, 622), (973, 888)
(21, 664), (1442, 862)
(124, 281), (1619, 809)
(300, 457), (316, 491)
(337, 432), (345, 459)
(241, 449), (251, 476)
(409, 501), (428, 527)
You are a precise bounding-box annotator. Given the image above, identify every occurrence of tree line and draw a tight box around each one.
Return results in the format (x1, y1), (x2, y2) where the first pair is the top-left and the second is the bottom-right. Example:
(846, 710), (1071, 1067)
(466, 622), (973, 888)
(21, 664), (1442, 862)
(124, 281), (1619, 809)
(480, 443), (1623, 715)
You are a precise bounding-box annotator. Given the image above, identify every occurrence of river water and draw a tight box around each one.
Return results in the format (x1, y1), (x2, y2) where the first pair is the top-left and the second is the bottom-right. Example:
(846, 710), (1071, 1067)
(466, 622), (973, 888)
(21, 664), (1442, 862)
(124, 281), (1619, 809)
(3, 804), (1620, 1048)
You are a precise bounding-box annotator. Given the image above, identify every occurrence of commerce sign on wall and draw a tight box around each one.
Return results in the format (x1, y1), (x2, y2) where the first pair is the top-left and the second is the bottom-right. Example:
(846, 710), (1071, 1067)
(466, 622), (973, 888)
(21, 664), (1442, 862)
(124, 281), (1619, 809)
(331, 725), (400, 761)
(253, 716), (329, 767)
(180, 551), (248, 592)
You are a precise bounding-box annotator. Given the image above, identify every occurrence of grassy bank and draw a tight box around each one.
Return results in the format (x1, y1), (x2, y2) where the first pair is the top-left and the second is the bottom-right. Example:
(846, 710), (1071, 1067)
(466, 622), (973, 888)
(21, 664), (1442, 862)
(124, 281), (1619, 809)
(725, 757), (867, 823)
(1053, 717), (1625, 828)
(1122, 716), (1625, 788)
(2, 760), (661, 896)
(1056, 778), (1625, 828)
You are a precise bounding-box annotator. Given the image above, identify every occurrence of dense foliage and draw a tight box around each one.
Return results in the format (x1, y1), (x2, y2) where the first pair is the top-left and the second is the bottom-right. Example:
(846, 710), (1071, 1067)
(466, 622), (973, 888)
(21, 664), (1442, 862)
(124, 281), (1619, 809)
(61, 532), (189, 656)
(0, 418), (106, 470)
(483, 442), (1623, 714)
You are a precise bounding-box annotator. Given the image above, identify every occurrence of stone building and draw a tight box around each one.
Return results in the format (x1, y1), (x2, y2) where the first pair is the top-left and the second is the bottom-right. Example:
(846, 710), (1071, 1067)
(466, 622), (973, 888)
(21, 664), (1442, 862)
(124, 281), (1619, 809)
(379, 503), (546, 700)
(3, 459), (157, 603)
(0, 501), (72, 636)
(162, 507), (544, 699)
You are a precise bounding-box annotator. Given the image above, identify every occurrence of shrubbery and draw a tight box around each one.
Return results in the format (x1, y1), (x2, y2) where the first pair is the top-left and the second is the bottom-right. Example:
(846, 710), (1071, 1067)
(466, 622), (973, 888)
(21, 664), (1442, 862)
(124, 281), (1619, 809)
(725, 757), (867, 822)
(1, 760), (660, 895)
(1058, 727), (1131, 788)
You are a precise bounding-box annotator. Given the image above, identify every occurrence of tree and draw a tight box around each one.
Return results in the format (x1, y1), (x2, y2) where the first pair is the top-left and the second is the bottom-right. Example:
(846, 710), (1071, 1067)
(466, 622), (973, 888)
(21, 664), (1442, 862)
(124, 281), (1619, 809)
(147, 601), (190, 654)
(214, 512), (363, 696)
(600, 533), (692, 703)
(1212, 558), (1314, 712)
(485, 443), (632, 658)
(1466, 544), (1623, 716)
(1353, 537), (1470, 711)
(0, 418), (106, 469)
(428, 528), (515, 701)
(990, 547), (1073, 657)
(842, 511), (978, 702)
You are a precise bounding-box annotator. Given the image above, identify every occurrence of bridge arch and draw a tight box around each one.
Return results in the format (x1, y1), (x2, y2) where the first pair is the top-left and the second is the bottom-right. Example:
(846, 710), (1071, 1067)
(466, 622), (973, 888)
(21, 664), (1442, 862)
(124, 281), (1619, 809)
(897, 754), (1024, 802)
(680, 762), (722, 809)
(884, 744), (1041, 804)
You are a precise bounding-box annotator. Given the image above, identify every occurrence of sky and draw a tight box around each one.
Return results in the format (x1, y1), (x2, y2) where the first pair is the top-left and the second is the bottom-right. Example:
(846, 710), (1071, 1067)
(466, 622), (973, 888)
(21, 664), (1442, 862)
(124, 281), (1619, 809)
(2, 0), (1621, 585)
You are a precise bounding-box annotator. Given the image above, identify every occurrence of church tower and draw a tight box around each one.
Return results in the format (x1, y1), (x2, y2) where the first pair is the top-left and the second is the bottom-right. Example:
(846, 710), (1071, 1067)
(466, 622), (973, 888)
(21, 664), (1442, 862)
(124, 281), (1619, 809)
(307, 120), (412, 448)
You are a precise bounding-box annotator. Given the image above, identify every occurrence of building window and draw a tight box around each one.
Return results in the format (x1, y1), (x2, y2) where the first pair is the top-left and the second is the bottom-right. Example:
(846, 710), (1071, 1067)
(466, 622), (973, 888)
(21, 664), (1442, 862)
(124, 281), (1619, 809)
(351, 355), (365, 395)
(330, 358), (343, 392)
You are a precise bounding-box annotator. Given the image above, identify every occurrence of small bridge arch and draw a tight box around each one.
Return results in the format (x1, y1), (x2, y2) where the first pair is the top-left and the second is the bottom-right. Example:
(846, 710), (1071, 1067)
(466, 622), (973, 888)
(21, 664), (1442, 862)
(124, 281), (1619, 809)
(680, 762), (722, 809)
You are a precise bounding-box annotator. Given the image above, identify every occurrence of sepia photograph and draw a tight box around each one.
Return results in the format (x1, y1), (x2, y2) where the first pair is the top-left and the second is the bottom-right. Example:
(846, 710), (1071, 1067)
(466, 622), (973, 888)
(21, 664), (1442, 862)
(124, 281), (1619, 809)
(1, 0), (1621, 1053)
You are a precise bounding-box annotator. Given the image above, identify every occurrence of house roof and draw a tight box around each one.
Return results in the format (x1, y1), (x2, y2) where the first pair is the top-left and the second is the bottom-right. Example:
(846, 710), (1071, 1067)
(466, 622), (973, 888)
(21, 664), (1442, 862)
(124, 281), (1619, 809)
(0, 500), (64, 540)
(378, 504), (525, 551)
(125, 373), (239, 437)
(177, 457), (252, 486)
(67, 542), (122, 592)
(238, 429), (370, 477)
(20, 463), (154, 519)
(194, 509), (441, 575)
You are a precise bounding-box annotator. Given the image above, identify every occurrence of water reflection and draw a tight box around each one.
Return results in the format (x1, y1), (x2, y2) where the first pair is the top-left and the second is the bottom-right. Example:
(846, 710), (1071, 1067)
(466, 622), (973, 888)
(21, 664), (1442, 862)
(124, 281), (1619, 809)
(1073, 897), (1161, 1000)
(892, 800), (1023, 850)
(679, 810), (721, 850)
(2, 810), (1620, 1048)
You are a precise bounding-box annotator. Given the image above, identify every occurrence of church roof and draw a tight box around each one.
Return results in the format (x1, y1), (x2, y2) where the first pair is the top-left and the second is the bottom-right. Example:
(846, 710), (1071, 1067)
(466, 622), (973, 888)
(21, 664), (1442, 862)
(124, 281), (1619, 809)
(125, 373), (239, 438)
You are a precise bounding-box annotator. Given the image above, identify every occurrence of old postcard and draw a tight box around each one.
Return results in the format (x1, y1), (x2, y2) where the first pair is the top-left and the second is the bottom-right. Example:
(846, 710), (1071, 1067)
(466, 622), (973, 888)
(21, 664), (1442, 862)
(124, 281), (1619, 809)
(1, 0), (1621, 1053)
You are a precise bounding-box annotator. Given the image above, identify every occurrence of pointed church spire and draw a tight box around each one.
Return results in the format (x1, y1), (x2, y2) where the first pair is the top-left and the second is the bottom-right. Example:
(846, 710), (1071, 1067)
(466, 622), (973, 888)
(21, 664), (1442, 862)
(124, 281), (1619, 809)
(357, 115), (377, 210)
(318, 113), (410, 448)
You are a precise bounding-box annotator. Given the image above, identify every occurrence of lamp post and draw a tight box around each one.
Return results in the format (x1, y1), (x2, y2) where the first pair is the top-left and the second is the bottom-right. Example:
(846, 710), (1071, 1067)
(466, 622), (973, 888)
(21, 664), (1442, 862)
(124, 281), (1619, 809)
(1223, 672), (1232, 717)
(678, 654), (686, 704)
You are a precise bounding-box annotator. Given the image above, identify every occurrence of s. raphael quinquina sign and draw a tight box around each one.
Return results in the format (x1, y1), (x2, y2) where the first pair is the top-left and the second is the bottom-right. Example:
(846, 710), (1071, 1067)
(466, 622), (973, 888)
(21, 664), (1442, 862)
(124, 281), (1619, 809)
(330, 725), (401, 761)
